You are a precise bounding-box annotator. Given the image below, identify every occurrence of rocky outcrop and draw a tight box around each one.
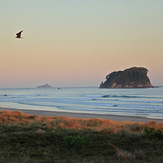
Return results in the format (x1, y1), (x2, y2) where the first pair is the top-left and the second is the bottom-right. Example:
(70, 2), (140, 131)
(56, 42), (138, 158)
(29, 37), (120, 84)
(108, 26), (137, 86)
(100, 67), (153, 88)
(37, 84), (53, 88)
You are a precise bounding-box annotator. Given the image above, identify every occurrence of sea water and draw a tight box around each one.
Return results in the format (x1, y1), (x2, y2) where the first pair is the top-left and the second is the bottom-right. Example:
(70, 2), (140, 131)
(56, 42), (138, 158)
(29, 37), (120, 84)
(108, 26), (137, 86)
(0, 87), (163, 119)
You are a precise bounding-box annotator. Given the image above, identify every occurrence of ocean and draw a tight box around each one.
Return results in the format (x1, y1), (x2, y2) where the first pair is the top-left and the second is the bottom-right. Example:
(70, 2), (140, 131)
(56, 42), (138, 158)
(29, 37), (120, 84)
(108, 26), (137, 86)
(0, 87), (163, 119)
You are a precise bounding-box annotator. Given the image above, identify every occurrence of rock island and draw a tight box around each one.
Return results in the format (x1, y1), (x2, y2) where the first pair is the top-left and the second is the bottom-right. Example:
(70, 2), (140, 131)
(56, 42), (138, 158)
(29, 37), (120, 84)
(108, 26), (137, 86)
(100, 67), (153, 88)
(37, 84), (53, 88)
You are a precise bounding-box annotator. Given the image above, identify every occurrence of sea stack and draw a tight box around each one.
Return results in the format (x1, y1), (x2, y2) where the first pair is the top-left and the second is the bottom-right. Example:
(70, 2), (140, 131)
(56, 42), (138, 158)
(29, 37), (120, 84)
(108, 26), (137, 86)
(100, 67), (153, 88)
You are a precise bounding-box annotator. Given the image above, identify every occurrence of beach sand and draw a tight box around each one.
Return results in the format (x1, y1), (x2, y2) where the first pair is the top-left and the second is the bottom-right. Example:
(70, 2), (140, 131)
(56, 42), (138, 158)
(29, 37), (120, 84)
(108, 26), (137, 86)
(0, 107), (163, 122)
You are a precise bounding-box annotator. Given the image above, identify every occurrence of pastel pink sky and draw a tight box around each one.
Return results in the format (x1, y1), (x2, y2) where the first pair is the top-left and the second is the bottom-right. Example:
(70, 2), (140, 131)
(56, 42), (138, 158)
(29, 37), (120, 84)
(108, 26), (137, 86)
(0, 1), (163, 88)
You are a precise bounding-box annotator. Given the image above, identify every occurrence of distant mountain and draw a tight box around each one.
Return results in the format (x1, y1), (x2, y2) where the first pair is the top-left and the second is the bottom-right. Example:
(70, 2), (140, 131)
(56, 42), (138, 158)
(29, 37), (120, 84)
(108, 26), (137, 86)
(37, 84), (53, 88)
(100, 67), (153, 88)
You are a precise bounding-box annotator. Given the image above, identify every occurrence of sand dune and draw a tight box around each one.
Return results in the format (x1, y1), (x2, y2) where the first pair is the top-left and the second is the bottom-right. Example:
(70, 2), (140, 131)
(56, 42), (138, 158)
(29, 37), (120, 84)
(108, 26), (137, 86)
(0, 107), (162, 122)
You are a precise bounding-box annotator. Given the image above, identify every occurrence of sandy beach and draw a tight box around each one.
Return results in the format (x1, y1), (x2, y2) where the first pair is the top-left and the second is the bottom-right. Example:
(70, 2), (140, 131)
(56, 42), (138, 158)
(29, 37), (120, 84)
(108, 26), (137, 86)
(0, 107), (162, 122)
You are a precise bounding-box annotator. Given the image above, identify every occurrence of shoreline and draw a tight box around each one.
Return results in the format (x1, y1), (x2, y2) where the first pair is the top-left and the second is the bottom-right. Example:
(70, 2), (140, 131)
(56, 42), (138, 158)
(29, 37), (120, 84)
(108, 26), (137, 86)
(0, 107), (163, 122)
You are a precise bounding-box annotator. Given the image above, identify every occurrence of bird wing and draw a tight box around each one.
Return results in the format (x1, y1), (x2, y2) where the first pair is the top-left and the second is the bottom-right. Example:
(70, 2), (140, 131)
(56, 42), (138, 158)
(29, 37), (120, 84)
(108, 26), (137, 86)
(16, 30), (23, 37)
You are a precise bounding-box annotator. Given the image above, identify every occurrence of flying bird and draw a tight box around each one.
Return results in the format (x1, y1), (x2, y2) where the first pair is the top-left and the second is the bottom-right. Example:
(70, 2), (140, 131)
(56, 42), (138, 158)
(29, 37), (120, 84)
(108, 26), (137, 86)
(16, 30), (23, 38)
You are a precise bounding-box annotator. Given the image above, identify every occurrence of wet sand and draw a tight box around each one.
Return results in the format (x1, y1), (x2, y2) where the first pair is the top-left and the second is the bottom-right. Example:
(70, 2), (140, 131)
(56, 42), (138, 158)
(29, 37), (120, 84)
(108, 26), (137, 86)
(0, 107), (163, 122)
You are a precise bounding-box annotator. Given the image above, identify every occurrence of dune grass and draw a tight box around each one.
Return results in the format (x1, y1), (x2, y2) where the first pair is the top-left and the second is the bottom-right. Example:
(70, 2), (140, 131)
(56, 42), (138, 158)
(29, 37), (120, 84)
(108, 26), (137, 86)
(0, 111), (163, 162)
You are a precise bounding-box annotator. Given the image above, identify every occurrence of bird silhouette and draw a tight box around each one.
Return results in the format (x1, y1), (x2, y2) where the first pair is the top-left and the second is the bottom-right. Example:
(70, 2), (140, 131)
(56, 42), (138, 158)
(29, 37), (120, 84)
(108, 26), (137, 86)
(16, 30), (23, 38)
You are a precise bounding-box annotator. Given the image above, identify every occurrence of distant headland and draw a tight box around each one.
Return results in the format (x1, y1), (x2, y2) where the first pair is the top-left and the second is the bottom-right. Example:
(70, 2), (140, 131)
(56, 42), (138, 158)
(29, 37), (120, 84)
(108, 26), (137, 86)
(37, 84), (53, 89)
(100, 67), (153, 88)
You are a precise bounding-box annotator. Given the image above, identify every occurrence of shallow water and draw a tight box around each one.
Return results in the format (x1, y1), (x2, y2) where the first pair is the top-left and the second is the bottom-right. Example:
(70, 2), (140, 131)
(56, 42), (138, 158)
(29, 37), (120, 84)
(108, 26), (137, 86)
(0, 87), (163, 119)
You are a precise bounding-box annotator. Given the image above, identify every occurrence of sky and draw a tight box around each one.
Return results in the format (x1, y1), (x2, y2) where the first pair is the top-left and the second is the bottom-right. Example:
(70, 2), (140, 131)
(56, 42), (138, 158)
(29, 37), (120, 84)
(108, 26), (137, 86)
(0, 0), (163, 88)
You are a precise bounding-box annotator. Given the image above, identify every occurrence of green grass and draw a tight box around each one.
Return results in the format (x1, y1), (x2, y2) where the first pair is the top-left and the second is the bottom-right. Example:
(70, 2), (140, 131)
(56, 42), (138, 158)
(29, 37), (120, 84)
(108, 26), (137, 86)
(0, 124), (163, 163)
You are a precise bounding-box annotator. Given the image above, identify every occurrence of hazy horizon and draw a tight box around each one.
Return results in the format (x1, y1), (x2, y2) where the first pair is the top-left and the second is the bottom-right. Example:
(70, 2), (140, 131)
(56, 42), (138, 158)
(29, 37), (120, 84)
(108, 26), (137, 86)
(1, 1), (163, 88)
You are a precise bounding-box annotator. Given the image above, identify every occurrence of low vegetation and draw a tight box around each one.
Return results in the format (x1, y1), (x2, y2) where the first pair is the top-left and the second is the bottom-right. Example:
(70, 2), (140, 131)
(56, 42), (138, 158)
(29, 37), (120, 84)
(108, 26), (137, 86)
(0, 111), (163, 162)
